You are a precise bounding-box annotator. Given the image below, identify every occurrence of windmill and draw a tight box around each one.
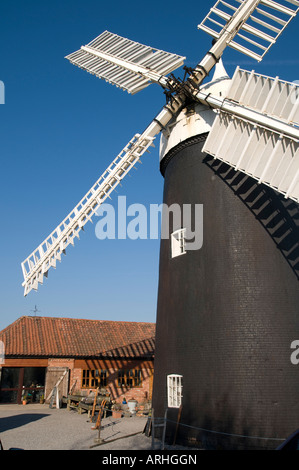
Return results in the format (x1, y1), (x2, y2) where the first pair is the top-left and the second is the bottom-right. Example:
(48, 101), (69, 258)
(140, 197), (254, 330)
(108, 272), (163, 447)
(21, 0), (299, 449)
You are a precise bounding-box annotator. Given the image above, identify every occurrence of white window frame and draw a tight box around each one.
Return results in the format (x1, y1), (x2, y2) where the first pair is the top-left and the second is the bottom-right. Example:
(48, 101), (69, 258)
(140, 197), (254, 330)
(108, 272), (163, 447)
(167, 374), (183, 408)
(171, 228), (186, 258)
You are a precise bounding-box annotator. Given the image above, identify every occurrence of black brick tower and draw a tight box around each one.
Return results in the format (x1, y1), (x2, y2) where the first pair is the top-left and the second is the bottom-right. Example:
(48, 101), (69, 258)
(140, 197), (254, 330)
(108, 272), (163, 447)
(152, 131), (299, 450)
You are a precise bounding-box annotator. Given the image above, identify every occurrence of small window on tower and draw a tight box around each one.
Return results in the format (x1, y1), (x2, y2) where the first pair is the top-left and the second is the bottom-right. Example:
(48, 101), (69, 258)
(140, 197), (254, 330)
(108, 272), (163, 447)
(171, 228), (186, 258)
(167, 374), (183, 408)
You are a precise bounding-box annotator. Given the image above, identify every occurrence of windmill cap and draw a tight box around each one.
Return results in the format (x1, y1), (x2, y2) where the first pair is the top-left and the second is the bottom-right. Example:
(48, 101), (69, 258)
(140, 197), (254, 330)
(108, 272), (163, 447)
(199, 58), (231, 97)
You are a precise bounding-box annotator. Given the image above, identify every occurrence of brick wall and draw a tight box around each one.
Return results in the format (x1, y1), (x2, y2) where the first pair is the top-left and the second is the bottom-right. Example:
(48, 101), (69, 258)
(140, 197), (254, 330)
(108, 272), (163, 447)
(45, 357), (154, 405)
(0, 357), (154, 406)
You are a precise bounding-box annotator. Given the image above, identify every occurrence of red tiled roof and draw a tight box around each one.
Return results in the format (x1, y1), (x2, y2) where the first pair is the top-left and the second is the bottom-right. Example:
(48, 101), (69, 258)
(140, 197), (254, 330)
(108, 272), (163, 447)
(0, 316), (155, 359)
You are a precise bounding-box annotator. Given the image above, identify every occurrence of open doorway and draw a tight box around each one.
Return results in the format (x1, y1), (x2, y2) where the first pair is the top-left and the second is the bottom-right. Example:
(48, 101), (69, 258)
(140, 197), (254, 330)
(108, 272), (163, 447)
(0, 367), (46, 404)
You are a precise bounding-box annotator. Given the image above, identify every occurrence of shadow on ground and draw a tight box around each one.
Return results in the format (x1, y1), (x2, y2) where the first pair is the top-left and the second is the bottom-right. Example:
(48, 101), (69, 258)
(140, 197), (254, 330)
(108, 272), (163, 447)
(0, 413), (50, 432)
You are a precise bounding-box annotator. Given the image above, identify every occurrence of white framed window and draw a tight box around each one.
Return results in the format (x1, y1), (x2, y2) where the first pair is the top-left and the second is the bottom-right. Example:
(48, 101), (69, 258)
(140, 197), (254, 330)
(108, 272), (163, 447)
(167, 374), (183, 408)
(171, 228), (186, 258)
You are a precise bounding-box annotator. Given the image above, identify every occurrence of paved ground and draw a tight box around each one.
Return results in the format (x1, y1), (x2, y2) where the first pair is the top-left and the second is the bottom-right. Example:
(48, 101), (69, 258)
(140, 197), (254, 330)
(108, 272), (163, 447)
(0, 404), (156, 450)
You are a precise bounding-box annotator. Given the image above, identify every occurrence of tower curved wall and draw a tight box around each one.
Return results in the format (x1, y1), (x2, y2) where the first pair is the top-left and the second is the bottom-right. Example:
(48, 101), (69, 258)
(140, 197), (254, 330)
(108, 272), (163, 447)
(152, 130), (299, 450)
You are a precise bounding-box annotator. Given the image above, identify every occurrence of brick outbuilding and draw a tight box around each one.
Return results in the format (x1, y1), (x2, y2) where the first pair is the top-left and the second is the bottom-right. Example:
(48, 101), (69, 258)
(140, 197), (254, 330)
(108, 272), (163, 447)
(0, 316), (155, 406)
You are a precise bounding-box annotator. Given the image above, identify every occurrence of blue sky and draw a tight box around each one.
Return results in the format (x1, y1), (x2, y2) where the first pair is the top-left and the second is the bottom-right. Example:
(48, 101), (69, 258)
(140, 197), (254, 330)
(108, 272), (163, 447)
(0, 0), (298, 331)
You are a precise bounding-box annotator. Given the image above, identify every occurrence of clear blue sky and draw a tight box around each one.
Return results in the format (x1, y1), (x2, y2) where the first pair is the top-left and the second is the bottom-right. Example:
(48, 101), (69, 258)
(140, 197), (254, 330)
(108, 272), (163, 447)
(0, 0), (298, 331)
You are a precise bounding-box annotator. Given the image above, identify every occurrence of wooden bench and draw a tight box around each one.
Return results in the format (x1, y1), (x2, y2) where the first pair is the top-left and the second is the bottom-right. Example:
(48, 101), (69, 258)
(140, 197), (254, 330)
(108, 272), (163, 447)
(66, 394), (111, 418)
(78, 402), (104, 418)
(66, 394), (82, 411)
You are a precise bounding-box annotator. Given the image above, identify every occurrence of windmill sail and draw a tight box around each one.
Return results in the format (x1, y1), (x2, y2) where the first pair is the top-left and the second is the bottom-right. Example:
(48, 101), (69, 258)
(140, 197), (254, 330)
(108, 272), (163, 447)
(21, 133), (155, 296)
(198, 0), (299, 61)
(203, 112), (299, 202)
(225, 67), (299, 126)
(21, 79), (184, 297)
(202, 68), (299, 203)
(65, 31), (185, 94)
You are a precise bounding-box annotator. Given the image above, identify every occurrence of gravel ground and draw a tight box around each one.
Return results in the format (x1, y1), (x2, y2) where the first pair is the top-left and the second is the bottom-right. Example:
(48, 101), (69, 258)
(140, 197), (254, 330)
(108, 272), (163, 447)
(0, 404), (200, 452)
(0, 404), (155, 450)
(2, 405), (284, 463)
